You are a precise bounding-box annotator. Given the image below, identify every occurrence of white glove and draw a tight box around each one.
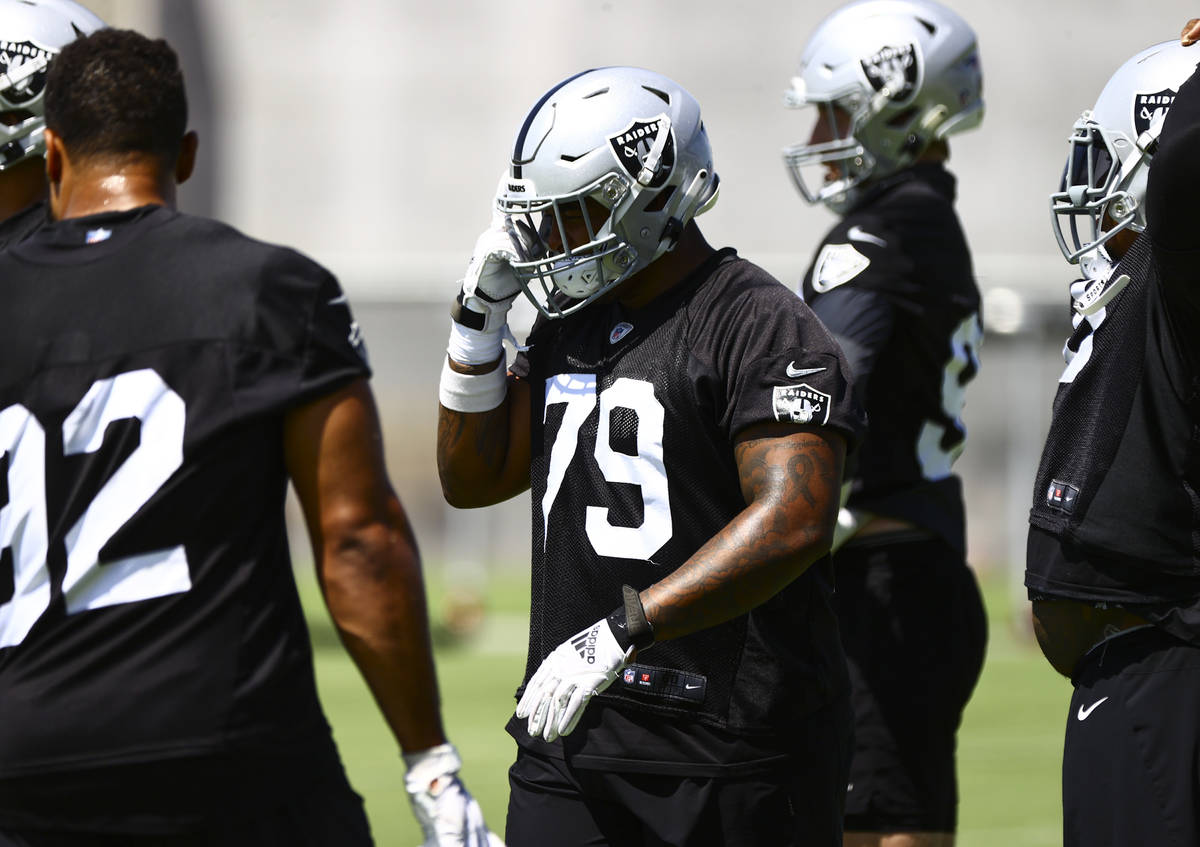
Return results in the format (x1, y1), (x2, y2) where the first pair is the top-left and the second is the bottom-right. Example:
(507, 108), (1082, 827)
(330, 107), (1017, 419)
(403, 743), (502, 847)
(457, 219), (523, 334)
(454, 176), (527, 338)
(515, 618), (633, 743)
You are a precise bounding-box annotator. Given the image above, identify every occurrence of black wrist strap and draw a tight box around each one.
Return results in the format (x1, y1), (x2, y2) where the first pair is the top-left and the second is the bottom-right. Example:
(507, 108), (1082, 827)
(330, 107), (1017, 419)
(607, 584), (655, 652)
(450, 289), (486, 330)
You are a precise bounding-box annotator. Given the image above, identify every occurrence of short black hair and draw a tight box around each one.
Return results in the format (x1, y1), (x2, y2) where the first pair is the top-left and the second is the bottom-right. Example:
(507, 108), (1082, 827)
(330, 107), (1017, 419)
(44, 28), (187, 160)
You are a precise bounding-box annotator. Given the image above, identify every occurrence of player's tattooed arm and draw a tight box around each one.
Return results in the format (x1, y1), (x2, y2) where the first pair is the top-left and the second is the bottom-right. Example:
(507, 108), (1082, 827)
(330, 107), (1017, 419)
(436, 360), (532, 507)
(641, 423), (845, 642)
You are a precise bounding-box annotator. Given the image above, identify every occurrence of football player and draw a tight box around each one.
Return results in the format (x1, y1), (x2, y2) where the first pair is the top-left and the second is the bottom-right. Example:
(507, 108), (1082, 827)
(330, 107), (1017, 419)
(1027, 24), (1200, 847)
(781, 2), (988, 845)
(0, 0), (102, 248)
(0, 29), (496, 847)
(436, 66), (866, 846)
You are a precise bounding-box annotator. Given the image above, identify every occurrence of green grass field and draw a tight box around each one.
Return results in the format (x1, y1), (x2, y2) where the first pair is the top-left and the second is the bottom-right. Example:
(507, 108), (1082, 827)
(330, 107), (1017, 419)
(302, 569), (1070, 847)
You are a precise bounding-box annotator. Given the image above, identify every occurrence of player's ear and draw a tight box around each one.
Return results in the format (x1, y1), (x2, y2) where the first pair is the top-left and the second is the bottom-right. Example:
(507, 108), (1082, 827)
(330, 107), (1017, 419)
(43, 128), (65, 186)
(175, 131), (199, 185)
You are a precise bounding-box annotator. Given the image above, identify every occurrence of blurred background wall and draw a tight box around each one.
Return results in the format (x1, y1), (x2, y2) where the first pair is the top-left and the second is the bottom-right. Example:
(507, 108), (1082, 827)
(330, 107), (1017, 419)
(83, 0), (1196, 609)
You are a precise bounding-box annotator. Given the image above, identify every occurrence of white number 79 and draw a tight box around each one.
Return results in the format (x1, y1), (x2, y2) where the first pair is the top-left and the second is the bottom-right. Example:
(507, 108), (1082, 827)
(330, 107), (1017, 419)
(542, 374), (672, 560)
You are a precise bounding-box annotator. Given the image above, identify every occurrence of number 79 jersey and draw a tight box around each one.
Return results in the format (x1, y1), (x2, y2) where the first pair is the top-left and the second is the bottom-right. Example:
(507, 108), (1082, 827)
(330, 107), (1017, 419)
(512, 249), (864, 745)
(0, 206), (369, 784)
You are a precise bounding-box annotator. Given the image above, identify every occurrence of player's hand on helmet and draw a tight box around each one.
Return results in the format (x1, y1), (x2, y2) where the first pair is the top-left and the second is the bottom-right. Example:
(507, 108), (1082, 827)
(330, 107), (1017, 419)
(403, 743), (504, 847)
(454, 178), (526, 335)
(515, 618), (634, 743)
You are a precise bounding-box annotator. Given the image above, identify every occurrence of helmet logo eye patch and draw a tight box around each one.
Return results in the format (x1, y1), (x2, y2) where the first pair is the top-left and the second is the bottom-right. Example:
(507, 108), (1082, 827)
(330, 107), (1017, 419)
(607, 117), (675, 189)
(860, 43), (920, 103)
(1133, 89), (1176, 137)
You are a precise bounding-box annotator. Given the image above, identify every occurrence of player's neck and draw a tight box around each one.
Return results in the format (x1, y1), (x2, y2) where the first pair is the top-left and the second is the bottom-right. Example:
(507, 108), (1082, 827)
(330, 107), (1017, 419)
(614, 222), (716, 311)
(50, 155), (178, 220)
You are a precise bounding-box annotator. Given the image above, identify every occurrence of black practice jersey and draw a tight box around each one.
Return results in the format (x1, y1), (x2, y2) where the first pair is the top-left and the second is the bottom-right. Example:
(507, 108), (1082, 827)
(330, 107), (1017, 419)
(801, 164), (981, 554)
(0, 206), (369, 827)
(1026, 64), (1200, 644)
(508, 248), (865, 773)
(0, 200), (47, 250)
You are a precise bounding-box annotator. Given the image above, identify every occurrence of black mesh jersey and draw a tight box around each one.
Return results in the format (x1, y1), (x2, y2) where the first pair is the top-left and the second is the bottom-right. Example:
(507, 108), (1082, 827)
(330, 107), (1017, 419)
(0, 205), (369, 826)
(0, 200), (47, 250)
(801, 164), (982, 554)
(509, 248), (865, 773)
(1026, 64), (1200, 644)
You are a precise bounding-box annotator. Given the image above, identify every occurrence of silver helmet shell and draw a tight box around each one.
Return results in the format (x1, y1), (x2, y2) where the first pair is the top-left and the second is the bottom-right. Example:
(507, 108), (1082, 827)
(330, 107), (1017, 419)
(0, 0), (104, 171)
(496, 67), (720, 320)
(783, 0), (983, 214)
(1050, 40), (1197, 264)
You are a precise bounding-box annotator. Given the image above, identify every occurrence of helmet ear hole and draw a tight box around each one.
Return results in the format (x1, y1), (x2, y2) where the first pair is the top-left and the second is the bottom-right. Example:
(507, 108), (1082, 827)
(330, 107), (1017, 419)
(643, 185), (677, 214)
(885, 106), (919, 128)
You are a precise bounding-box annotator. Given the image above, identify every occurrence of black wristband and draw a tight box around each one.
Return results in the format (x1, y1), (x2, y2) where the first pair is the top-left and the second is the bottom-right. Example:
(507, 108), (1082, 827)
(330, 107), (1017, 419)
(450, 289), (486, 330)
(607, 584), (655, 652)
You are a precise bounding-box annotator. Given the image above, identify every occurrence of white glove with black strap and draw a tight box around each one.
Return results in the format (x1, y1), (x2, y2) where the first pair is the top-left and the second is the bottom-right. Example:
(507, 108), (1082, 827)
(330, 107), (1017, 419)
(439, 181), (527, 414)
(515, 586), (654, 742)
(403, 743), (502, 847)
(451, 216), (523, 344)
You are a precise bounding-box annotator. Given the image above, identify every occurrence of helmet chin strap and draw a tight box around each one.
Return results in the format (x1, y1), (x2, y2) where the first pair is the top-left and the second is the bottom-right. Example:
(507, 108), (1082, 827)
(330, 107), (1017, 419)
(636, 115), (672, 186)
(0, 54), (48, 104)
(655, 168), (717, 256)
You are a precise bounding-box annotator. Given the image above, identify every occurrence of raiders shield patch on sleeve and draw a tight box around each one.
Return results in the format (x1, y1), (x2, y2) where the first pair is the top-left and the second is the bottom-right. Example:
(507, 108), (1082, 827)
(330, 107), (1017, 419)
(773, 384), (831, 425)
(812, 242), (871, 293)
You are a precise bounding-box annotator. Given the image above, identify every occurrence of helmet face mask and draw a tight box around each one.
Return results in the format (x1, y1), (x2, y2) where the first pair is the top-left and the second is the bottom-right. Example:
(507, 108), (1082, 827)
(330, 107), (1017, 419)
(497, 67), (719, 320)
(500, 172), (638, 310)
(783, 0), (983, 215)
(783, 91), (875, 211)
(1049, 114), (1138, 264)
(0, 0), (105, 171)
(1049, 40), (1196, 266)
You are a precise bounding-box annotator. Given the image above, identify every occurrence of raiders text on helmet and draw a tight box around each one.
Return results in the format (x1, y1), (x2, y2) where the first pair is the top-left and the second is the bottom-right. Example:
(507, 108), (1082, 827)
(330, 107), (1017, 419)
(783, 0), (983, 214)
(496, 67), (720, 320)
(1049, 40), (1198, 265)
(0, 0), (104, 171)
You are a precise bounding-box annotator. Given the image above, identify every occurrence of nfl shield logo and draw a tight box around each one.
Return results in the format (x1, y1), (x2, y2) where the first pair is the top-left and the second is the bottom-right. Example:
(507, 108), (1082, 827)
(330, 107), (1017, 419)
(607, 116), (675, 188)
(1134, 88), (1176, 136)
(623, 668), (635, 685)
(609, 321), (634, 344)
(772, 383), (832, 426)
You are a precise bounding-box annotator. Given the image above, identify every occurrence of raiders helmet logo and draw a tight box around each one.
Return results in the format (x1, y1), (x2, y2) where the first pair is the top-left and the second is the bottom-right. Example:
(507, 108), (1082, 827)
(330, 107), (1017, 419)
(860, 43), (920, 103)
(0, 40), (52, 105)
(1133, 88), (1176, 137)
(607, 116), (675, 189)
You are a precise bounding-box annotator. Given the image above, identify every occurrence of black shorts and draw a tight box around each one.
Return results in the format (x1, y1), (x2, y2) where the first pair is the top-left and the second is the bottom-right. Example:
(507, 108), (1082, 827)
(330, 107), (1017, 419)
(833, 535), (987, 832)
(1063, 626), (1200, 847)
(505, 698), (851, 847)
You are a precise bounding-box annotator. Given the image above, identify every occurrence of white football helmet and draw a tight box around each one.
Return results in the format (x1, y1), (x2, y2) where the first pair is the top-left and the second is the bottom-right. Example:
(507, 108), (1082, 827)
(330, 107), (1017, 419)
(783, 0), (983, 214)
(1050, 40), (1197, 265)
(0, 0), (104, 171)
(496, 67), (720, 320)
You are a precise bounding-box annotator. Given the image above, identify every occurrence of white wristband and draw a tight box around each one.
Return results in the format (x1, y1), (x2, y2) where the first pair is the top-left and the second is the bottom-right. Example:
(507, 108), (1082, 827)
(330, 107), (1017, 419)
(447, 319), (504, 367)
(439, 358), (507, 413)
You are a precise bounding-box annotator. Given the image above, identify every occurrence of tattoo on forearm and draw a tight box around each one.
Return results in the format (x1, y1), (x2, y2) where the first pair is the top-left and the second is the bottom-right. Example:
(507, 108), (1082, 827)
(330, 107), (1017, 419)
(646, 432), (841, 638)
(436, 403), (512, 495)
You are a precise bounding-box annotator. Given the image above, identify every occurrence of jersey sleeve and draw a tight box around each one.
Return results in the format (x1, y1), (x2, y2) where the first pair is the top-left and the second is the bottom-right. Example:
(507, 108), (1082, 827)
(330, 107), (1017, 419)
(805, 284), (895, 387)
(693, 272), (865, 448)
(1147, 58), (1200, 339)
(233, 249), (371, 417)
